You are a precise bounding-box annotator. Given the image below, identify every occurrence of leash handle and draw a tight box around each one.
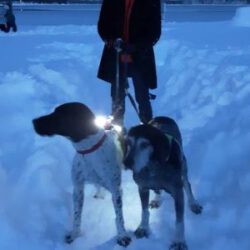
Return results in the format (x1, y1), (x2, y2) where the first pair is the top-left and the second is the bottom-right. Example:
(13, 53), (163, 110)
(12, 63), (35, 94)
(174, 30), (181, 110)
(114, 38), (123, 52)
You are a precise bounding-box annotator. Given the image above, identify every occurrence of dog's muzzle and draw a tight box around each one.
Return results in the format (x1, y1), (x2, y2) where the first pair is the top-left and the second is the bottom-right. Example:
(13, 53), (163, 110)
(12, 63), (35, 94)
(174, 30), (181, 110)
(32, 116), (56, 136)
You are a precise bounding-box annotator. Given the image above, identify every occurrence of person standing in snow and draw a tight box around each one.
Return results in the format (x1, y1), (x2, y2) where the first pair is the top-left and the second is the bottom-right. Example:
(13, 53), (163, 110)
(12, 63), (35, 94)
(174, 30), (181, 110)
(97, 0), (161, 126)
(0, 1), (17, 33)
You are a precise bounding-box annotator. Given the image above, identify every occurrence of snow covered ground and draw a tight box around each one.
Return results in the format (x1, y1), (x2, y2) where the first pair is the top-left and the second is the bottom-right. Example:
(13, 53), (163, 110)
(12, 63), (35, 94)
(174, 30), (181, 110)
(0, 5), (250, 250)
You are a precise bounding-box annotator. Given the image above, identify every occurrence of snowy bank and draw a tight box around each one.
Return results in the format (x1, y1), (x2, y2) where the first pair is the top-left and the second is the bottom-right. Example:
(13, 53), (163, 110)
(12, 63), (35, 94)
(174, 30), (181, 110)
(1, 6), (250, 250)
(233, 7), (250, 27)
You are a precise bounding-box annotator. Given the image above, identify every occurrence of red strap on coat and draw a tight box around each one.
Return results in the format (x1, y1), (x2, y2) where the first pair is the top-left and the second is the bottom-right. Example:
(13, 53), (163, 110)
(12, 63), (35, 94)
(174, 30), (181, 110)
(77, 132), (107, 155)
(122, 0), (135, 63)
(123, 0), (135, 42)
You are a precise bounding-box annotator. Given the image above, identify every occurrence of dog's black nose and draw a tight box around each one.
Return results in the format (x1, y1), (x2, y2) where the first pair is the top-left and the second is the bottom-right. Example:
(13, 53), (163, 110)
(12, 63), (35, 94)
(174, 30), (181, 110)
(33, 118), (47, 135)
(32, 118), (40, 134)
(32, 117), (55, 136)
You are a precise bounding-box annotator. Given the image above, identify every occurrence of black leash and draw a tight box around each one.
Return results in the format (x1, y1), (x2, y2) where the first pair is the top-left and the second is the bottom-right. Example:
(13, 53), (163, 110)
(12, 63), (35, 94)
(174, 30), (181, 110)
(126, 86), (156, 124)
(125, 83), (140, 118)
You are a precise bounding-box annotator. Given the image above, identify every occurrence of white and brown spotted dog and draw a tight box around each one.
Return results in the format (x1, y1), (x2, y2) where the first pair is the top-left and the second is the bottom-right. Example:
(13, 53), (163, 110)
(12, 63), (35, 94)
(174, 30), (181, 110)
(33, 102), (131, 247)
(124, 116), (202, 250)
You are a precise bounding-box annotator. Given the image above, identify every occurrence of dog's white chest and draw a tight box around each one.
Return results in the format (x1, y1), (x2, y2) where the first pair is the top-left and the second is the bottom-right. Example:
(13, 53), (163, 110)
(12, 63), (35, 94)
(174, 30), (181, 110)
(72, 130), (122, 190)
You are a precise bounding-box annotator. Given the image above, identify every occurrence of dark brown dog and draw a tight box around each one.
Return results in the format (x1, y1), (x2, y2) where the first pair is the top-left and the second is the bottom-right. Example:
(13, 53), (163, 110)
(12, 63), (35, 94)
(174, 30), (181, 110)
(124, 116), (202, 250)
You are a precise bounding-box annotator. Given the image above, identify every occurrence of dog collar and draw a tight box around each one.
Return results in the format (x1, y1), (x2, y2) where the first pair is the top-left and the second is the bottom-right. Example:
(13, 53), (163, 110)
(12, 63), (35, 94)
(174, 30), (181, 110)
(77, 132), (107, 155)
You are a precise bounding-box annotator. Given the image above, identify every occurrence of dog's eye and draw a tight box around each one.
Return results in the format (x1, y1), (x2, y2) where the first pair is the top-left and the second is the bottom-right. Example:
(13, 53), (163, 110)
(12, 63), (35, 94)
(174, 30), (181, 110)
(140, 141), (150, 150)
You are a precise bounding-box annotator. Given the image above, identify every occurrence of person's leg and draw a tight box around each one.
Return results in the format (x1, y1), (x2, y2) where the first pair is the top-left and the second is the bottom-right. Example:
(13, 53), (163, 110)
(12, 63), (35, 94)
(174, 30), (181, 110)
(132, 71), (153, 124)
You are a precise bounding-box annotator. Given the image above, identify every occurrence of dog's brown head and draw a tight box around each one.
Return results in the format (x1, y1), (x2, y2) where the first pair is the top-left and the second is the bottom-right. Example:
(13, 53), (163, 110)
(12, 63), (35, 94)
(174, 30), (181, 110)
(124, 124), (172, 172)
(33, 102), (98, 142)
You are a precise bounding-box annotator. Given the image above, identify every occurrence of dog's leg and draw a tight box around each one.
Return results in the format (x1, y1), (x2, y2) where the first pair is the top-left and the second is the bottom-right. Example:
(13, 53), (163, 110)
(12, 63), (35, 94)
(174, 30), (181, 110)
(170, 188), (188, 250)
(149, 190), (162, 209)
(135, 188), (150, 238)
(182, 157), (202, 214)
(111, 188), (131, 247)
(65, 183), (84, 244)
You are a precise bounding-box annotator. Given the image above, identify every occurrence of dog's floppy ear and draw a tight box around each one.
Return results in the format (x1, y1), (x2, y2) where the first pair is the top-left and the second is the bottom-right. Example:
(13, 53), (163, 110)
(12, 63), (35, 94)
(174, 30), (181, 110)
(129, 124), (173, 166)
(168, 139), (183, 168)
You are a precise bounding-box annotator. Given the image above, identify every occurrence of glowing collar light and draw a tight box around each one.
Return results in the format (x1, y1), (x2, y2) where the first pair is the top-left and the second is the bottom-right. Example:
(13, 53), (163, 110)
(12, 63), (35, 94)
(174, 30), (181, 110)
(94, 115), (122, 133)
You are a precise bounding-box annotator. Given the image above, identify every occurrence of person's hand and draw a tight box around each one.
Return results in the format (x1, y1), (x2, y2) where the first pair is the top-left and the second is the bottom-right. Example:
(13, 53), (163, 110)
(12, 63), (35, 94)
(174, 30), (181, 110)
(104, 39), (124, 50)
(113, 38), (123, 52)
(113, 39), (136, 53)
(105, 40), (113, 49)
(105, 39), (136, 54)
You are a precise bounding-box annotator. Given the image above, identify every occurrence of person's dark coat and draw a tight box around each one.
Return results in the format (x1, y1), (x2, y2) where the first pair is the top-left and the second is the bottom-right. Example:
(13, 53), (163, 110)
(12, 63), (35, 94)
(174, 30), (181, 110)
(97, 0), (161, 89)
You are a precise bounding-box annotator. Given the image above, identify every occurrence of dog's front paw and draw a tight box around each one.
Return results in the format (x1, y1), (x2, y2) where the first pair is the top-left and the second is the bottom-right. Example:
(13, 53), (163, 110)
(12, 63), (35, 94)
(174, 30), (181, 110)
(64, 231), (80, 244)
(189, 201), (203, 214)
(149, 199), (161, 209)
(117, 235), (131, 247)
(134, 227), (150, 238)
(169, 241), (188, 250)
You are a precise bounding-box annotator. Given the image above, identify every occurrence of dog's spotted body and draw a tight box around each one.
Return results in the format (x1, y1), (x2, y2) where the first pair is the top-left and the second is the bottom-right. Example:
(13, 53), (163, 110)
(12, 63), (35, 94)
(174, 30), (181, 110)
(124, 117), (202, 250)
(33, 102), (131, 247)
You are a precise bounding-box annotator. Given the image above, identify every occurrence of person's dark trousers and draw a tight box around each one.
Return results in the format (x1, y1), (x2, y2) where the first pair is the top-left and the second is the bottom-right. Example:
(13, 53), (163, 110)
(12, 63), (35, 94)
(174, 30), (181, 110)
(132, 67), (153, 124)
(111, 64), (153, 126)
